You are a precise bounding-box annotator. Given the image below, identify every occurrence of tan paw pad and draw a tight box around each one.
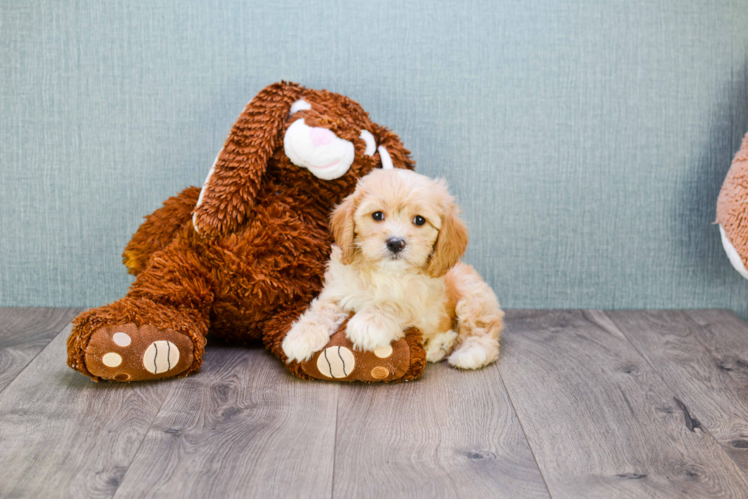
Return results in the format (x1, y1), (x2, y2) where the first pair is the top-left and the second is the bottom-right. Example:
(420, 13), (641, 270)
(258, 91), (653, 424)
(112, 332), (131, 347)
(143, 340), (180, 374)
(317, 346), (355, 378)
(373, 345), (393, 358)
(102, 352), (122, 367)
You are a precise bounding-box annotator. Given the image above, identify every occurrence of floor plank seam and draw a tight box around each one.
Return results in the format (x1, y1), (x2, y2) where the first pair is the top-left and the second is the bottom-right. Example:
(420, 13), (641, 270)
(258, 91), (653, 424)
(0, 312), (81, 399)
(330, 384), (341, 499)
(0, 338), (57, 398)
(108, 383), (172, 499)
(682, 310), (741, 367)
(7, 309), (747, 497)
(496, 366), (553, 498)
(680, 309), (748, 478)
(601, 310), (748, 483)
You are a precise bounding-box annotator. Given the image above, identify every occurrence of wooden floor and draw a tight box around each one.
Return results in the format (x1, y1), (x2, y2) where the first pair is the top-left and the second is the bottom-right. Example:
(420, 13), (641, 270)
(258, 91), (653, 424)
(1, 309), (748, 498)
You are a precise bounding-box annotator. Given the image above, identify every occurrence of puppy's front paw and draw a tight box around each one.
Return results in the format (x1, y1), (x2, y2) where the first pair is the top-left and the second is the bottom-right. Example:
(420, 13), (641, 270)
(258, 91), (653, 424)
(282, 323), (332, 363)
(346, 311), (401, 352)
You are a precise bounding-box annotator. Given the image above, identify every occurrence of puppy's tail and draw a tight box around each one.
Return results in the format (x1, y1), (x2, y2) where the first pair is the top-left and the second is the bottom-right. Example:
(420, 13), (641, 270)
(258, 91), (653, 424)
(447, 263), (503, 369)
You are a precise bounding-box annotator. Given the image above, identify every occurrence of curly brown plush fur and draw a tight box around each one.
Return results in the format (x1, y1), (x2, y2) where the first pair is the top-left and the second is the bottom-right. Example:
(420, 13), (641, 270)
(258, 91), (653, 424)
(67, 82), (422, 383)
(717, 132), (748, 278)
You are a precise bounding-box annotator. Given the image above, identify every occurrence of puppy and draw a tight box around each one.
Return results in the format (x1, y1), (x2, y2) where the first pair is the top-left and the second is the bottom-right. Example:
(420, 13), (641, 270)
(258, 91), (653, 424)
(282, 169), (503, 370)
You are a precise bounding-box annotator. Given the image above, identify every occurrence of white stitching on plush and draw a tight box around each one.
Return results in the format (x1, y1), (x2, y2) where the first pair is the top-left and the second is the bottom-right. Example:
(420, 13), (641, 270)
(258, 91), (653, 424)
(360, 130), (376, 156)
(378, 145), (394, 169)
(290, 99), (311, 114)
(192, 151), (221, 233)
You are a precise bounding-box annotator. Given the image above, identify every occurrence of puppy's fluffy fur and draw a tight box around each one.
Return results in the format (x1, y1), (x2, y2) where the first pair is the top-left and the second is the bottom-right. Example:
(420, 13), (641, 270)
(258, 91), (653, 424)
(283, 169), (503, 370)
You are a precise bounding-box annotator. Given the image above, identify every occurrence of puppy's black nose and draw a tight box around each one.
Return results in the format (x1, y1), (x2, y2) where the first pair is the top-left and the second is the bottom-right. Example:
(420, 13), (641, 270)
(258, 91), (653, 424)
(386, 237), (406, 254)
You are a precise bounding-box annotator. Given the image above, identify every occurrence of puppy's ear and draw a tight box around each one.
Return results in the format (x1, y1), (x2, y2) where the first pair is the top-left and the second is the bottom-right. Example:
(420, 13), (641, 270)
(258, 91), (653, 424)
(330, 193), (358, 264)
(428, 206), (468, 278)
(192, 81), (303, 238)
(372, 124), (415, 171)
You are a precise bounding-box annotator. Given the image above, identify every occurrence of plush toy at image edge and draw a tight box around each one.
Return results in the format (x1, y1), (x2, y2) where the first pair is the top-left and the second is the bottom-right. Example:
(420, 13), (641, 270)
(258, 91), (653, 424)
(718, 132), (748, 280)
(67, 82), (427, 383)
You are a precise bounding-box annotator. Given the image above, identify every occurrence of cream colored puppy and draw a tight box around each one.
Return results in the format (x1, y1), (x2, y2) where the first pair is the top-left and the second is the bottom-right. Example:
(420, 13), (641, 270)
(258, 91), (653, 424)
(282, 169), (503, 370)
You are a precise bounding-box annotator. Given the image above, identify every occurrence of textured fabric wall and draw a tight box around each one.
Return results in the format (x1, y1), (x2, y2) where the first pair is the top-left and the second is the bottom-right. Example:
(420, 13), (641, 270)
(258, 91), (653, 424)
(3, 0), (748, 316)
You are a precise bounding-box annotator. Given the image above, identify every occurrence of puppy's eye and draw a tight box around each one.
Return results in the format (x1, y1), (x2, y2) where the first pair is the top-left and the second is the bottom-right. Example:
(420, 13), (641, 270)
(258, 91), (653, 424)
(413, 215), (426, 226)
(372, 211), (385, 221)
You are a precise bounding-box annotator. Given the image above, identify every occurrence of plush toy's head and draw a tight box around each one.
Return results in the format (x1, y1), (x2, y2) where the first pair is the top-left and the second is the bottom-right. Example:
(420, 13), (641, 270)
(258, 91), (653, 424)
(717, 132), (748, 279)
(191, 82), (414, 238)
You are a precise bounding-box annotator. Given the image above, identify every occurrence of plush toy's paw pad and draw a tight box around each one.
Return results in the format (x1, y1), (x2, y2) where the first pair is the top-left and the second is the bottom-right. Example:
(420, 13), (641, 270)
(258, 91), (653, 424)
(300, 328), (410, 382)
(315, 345), (357, 378)
(85, 323), (194, 381)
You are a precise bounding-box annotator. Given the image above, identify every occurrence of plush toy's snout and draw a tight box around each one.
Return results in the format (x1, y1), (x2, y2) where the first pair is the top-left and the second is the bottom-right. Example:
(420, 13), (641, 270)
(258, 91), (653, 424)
(284, 118), (356, 180)
(283, 99), (396, 181)
(717, 132), (748, 279)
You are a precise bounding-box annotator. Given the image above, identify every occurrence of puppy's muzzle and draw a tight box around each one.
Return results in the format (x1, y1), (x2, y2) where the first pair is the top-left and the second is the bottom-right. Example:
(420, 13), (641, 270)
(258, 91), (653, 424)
(386, 237), (406, 254)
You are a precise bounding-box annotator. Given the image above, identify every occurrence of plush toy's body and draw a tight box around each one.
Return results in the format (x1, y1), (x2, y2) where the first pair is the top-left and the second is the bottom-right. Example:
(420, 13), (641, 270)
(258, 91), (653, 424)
(718, 132), (748, 279)
(67, 82), (425, 383)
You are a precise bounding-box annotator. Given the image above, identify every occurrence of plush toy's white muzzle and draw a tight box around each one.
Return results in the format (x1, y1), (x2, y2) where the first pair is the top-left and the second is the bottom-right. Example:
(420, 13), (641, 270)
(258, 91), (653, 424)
(284, 119), (355, 180)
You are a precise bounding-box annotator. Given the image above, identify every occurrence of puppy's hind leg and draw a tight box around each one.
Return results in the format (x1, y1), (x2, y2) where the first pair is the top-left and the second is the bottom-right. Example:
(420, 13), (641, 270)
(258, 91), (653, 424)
(448, 335), (501, 370)
(425, 330), (458, 363)
(446, 263), (504, 370)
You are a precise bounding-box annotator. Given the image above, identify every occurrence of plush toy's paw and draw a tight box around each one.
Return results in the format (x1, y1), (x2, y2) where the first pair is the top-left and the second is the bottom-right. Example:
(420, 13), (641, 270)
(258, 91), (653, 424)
(298, 320), (426, 383)
(425, 330), (458, 363)
(282, 323), (332, 363)
(84, 323), (195, 382)
(345, 310), (402, 352)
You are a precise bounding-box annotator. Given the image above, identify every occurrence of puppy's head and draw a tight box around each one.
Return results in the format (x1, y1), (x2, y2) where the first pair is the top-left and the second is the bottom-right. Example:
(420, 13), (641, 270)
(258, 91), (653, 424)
(331, 169), (468, 277)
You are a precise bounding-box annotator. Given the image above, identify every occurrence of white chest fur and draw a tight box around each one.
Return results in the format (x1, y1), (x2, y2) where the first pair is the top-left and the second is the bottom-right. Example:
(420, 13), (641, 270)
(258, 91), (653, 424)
(324, 248), (447, 336)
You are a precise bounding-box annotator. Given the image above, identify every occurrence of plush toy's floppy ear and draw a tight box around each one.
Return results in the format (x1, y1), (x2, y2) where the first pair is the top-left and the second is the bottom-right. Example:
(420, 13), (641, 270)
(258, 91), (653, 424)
(428, 208), (468, 278)
(192, 82), (303, 237)
(330, 193), (358, 264)
(373, 124), (415, 171)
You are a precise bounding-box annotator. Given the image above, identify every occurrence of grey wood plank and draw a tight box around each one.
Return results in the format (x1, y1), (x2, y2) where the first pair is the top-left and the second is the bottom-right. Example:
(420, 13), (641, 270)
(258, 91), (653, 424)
(0, 323), (173, 498)
(499, 310), (748, 498)
(332, 361), (549, 498)
(605, 309), (748, 473)
(114, 345), (339, 499)
(0, 307), (81, 393)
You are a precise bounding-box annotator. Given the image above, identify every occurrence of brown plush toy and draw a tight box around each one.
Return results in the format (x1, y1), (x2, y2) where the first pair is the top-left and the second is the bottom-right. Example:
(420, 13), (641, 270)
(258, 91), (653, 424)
(718, 132), (748, 280)
(67, 82), (426, 383)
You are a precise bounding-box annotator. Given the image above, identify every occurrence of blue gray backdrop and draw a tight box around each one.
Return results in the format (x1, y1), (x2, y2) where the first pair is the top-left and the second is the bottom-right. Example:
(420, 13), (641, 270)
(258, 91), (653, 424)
(3, 0), (748, 316)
